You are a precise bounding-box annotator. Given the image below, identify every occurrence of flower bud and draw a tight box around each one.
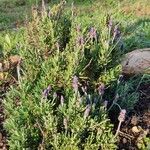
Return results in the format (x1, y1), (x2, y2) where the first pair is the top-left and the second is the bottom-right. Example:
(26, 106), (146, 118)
(112, 25), (121, 42)
(42, 85), (51, 99)
(118, 109), (126, 122)
(89, 27), (97, 40)
(76, 36), (84, 46)
(72, 76), (78, 93)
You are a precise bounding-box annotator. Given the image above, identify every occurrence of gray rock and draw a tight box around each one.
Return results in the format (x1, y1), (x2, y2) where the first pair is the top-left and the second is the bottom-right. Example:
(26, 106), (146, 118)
(122, 48), (150, 75)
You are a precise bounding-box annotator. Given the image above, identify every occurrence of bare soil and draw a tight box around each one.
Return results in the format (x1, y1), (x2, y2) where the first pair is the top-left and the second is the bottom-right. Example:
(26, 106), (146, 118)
(117, 83), (150, 150)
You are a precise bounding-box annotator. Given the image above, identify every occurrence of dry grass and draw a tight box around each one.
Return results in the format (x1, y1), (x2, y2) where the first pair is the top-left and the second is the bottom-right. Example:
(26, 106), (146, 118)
(122, 0), (150, 17)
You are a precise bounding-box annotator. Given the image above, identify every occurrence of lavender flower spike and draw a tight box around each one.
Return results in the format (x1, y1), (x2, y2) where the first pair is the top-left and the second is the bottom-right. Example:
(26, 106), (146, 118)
(42, 85), (51, 99)
(112, 25), (121, 43)
(115, 109), (126, 137)
(118, 109), (126, 122)
(89, 27), (97, 40)
(76, 36), (84, 46)
(72, 76), (78, 93)
(84, 104), (91, 119)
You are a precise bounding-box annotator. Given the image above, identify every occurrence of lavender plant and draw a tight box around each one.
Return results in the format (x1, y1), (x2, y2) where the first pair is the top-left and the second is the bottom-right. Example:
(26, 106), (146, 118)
(3, 1), (126, 149)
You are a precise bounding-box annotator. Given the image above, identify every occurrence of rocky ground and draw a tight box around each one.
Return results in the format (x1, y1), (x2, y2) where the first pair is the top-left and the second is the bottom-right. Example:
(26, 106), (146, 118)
(118, 83), (150, 150)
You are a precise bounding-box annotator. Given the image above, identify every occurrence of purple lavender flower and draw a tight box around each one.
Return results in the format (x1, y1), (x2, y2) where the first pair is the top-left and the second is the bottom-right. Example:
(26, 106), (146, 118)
(97, 83), (105, 96)
(89, 27), (97, 40)
(76, 36), (84, 46)
(60, 95), (64, 106)
(72, 76), (78, 93)
(118, 109), (126, 122)
(115, 109), (126, 137)
(112, 25), (121, 42)
(84, 104), (91, 119)
(42, 85), (51, 99)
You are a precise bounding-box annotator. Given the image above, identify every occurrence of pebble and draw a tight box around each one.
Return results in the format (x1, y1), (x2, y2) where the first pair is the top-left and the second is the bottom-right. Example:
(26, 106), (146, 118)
(132, 126), (141, 133)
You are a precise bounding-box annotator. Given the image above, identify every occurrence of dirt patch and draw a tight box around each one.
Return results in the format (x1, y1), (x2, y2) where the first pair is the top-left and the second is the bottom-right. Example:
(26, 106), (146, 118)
(117, 83), (150, 150)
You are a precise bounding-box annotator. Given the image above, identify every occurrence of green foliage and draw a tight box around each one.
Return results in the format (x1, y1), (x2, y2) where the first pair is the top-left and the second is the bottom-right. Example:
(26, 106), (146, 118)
(124, 18), (150, 51)
(137, 135), (150, 150)
(3, 1), (123, 149)
(5, 85), (117, 149)
(115, 78), (139, 111)
(0, 0), (150, 150)
(0, 31), (24, 59)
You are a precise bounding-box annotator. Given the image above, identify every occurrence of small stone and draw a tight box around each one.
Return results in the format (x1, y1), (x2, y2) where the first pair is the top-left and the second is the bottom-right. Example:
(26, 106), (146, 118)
(132, 126), (140, 133)
(122, 138), (127, 144)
